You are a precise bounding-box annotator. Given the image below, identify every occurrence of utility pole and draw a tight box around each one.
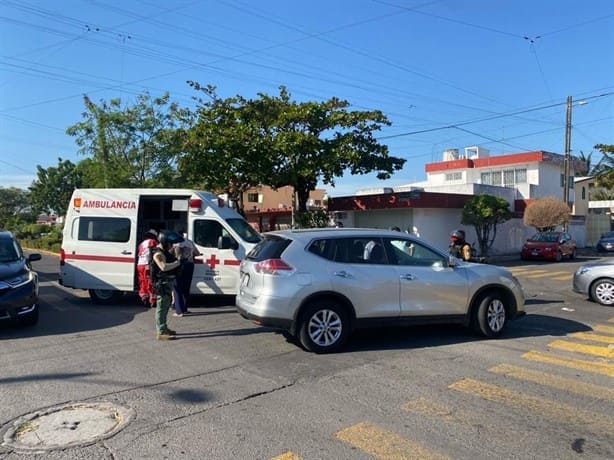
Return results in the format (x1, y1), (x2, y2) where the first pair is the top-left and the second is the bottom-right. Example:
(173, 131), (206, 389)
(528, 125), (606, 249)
(563, 95), (572, 205)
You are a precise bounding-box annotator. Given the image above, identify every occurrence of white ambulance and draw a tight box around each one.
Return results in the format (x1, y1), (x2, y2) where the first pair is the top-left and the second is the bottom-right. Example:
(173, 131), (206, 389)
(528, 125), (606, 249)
(59, 188), (261, 303)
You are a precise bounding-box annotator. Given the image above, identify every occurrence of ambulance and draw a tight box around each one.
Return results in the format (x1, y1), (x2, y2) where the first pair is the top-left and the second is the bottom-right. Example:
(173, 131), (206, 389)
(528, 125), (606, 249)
(59, 188), (261, 303)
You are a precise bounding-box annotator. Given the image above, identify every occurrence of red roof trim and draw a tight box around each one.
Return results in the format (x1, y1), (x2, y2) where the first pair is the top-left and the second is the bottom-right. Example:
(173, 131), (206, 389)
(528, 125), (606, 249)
(328, 191), (472, 211)
(425, 150), (559, 172)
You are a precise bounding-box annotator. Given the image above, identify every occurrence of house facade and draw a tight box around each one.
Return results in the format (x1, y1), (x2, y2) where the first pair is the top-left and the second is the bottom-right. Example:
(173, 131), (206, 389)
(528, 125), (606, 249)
(241, 185), (326, 232)
(329, 147), (588, 254)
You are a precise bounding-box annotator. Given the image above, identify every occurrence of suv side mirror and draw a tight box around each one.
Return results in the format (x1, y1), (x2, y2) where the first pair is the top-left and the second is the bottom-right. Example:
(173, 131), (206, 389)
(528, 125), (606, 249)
(28, 253), (42, 262)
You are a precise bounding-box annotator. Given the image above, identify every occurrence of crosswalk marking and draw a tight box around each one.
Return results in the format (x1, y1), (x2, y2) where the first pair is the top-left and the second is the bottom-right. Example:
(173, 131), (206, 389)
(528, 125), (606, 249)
(594, 324), (614, 335)
(522, 350), (614, 377)
(569, 331), (614, 344)
(335, 422), (449, 460)
(550, 274), (572, 280)
(523, 272), (569, 279)
(510, 269), (548, 275)
(449, 378), (614, 435)
(548, 339), (614, 358)
(608, 317), (614, 323)
(402, 398), (456, 422)
(271, 452), (300, 460)
(488, 363), (614, 399)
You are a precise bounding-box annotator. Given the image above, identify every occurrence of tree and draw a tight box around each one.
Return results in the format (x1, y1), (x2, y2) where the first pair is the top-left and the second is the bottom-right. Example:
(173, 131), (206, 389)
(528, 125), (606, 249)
(257, 87), (406, 212)
(180, 85), (406, 214)
(523, 197), (569, 232)
(179, 84), (269, 213)
(0, 187), (35, 230)
(66, 92), (188, 188)
(28, 158), (81, 216)
(591, 144), (614, 188)
(575, 150), (592, 176)
(461, 194), (512, 257)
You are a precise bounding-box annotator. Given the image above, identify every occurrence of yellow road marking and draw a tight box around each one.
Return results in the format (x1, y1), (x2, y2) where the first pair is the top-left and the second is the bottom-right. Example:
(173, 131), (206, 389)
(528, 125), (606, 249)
(335, 422), (449, 460)
(548, 339), (614, 358)
(522, 350), (614, 377)
(551, 274), (572, 280)
(449, 378), (614, 435)
(570, 332), (614, 344)
(510, 269), (548, 275)
(271, 452), (300, 460)
(594, 324), (614, 335)
(402, 398), (456, 422)
(524, 272), (570, 278)
(489, 363), (614, 399)
(608, 318), (614, 323)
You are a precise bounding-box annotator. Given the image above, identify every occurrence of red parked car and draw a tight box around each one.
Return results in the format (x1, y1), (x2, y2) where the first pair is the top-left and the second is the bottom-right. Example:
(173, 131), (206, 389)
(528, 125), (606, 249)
(520, 231), (576, 262)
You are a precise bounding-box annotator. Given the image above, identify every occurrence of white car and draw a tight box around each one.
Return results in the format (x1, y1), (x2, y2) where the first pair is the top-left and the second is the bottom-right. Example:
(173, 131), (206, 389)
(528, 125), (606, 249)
(236, 228), (525, 353)
(573, 260), (614, 306)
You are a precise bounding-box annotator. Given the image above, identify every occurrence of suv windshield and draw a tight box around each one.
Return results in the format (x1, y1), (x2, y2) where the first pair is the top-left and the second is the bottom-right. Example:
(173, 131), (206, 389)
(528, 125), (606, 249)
(226, 218), (261, 244)
(0, 238), (20, 263)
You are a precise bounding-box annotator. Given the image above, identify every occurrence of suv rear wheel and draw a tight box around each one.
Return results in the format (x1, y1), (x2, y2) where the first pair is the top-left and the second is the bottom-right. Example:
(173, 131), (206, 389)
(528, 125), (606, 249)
(298, 301), (349, 353)
(89, 289), (122, 304)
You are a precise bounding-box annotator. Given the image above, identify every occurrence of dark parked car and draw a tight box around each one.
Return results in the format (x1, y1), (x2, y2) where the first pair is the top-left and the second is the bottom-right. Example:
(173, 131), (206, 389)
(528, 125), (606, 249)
(595, 231), (614, 253)
(0, 231), (41, 326)
(520, 231), (576, 262)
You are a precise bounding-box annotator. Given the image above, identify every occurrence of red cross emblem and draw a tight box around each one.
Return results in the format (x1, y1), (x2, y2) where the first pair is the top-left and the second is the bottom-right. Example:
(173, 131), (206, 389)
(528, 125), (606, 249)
(205, 254), (219, 268)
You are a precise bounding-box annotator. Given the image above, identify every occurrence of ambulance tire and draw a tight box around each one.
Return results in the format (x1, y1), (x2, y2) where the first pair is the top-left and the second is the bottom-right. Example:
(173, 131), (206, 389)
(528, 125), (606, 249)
(89, 289), (122, 304)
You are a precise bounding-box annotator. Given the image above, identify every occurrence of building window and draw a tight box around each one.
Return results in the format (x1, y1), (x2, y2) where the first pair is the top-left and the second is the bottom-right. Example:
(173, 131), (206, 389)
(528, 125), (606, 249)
(481, 172), (491, 185)
(491, 171), (502, 186)
(503, 170), (515, 186)
(445, 172), (462, 181)
(515, 168), (527, 184)
(247, 193), (259, 203)
(582, 186), (586, 200)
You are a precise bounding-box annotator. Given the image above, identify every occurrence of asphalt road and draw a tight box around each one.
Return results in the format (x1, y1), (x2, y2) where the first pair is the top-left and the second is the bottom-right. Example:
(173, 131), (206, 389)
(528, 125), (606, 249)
(0, 252), (613, 459)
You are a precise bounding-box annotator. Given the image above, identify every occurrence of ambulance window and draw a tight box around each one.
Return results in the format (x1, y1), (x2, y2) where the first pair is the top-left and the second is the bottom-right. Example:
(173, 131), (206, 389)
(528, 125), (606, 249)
(78, 217), (131, 243)
(193, 220), (226, 248)
(226, 218), (261, 243)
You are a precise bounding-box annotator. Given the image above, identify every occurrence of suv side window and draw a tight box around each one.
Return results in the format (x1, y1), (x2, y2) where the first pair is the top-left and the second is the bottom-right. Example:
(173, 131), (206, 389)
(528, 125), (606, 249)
(385, 238), (444, 267)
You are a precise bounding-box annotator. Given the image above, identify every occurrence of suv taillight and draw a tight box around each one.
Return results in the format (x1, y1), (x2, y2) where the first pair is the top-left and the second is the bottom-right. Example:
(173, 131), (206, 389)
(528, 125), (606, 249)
(60, 248), (65, 266)
(254, 259), (293, 275)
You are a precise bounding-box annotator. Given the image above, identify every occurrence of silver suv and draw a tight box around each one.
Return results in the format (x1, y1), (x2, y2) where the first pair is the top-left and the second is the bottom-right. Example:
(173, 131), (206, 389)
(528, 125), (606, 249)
(236, 228), (525, 353)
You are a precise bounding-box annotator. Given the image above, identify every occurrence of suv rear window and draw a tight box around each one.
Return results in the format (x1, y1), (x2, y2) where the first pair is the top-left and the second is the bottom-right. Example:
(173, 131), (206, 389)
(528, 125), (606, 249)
(246, 235), (291, 261)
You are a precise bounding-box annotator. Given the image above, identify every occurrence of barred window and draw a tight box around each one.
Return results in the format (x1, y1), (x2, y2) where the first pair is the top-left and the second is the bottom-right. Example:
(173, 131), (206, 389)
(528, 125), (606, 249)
(503, 170), (515, 186)
(491, 171), (502, 186)
(515, 168), (527, 183)
(481, 172), (491, 185)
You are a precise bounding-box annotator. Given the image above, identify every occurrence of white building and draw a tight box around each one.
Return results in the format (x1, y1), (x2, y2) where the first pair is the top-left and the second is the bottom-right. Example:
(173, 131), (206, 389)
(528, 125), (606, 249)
(330, 147), (587, 254)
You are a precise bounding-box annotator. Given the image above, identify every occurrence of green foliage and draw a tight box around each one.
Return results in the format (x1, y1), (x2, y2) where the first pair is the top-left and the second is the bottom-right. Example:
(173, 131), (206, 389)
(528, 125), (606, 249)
(28, 158), (81, 216)
(66, 92), (189, 188)
(590, 187), (614, 200)
(592, 144), (614, 188)
(18, 225), (63, 252)
(523, 197), (569, 231)
(180, 84), (405, 213)
(461, 194), (511, 257)
(295, 209), (330, 228)
(0, 187), (35, 230)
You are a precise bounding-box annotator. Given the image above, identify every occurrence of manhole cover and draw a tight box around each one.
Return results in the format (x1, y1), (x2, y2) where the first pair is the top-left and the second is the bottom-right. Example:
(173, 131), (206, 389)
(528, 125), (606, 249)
(1, 402), (135, 453)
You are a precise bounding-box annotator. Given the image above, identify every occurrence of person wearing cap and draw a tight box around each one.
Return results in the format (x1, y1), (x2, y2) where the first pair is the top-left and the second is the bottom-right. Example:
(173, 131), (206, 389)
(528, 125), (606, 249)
(172, 229), (201, 317)
(151, 231), (184, 340)
(136, 229), (158, 308)
(449, 229), (472, 261)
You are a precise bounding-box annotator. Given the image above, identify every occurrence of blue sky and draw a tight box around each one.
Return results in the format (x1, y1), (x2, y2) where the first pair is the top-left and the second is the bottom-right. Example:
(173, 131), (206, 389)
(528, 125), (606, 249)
(1, 0), (613, 196)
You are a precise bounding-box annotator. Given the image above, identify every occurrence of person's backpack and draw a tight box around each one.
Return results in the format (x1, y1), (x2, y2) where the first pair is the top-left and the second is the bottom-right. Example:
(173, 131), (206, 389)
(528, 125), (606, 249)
(149, 247), (180, 282)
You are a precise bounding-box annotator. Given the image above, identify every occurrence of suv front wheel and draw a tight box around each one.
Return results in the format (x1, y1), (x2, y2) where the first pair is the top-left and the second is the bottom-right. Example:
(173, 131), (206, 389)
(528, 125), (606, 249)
(298, 301), (350, 354)
(474, 292), (508, 337)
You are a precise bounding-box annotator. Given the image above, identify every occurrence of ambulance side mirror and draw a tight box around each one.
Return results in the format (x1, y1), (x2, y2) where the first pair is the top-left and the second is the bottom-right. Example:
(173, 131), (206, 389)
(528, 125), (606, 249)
(218, 235), (238, 250)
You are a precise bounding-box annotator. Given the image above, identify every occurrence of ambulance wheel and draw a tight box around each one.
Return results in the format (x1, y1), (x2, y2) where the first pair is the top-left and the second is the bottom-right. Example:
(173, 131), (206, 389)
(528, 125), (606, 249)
(89, 289), (122, 304)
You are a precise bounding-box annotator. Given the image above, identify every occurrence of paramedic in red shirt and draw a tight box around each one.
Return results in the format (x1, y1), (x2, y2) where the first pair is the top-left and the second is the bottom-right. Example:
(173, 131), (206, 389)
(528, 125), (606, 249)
(136, 229), (158, 307)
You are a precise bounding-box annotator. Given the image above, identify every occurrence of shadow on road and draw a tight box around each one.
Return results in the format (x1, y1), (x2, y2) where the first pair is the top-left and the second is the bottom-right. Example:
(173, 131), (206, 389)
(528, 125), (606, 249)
(339, 313), (593, 354)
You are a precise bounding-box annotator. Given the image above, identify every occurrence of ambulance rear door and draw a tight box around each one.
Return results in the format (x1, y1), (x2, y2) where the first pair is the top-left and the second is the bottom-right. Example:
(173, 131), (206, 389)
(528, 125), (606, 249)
(61, 192), (138, 298)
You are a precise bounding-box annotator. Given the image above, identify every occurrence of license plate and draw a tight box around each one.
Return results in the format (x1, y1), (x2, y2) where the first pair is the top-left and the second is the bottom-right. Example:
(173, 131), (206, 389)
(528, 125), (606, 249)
(532, 251), (538, 256)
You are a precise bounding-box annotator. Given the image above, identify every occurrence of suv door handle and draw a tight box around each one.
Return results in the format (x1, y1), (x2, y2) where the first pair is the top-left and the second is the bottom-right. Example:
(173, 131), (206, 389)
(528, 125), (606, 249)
(334, 271), (351, 278)
(121, 250), (133, 255)
(400, 273), (415, 280)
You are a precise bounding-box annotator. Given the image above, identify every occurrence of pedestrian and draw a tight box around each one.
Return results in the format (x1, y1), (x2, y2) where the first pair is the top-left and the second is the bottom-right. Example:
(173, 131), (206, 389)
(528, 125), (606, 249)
(172, 229), (201, 317)
(448, 229), (472, 261)
(136, 229), (158, 308)
(150, 231), (184, 340)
